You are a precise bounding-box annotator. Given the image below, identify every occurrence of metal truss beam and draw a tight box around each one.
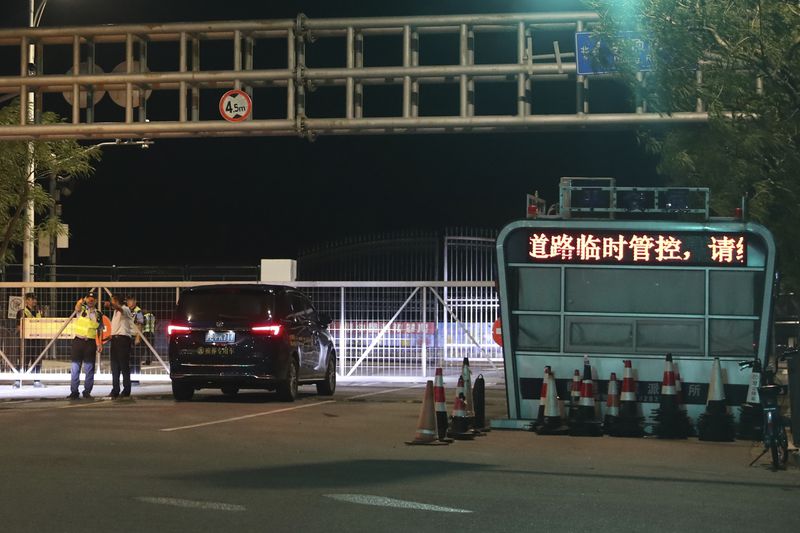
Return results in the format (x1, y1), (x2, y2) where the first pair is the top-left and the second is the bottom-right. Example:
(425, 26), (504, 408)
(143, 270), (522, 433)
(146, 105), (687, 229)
(0, 11), (714, 141)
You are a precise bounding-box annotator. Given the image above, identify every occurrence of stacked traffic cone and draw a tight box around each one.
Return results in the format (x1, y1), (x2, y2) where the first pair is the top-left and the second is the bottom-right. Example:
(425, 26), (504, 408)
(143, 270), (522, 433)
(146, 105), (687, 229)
(609, 360), (644, 437)
(447, 375), (475, 440)
(737, 358), (763, 440)
(652, 353), (692, 439)
(674, 364), (694, 437)
(603, 372), (620, 433)
(406, 380), (448, 445)
(567, 369), (582, 423)
(697, 358), (735, 441)
(569, 356), (603, 437)
(533, 366), (551, 431)
(461, 357), (475, 426)
(473, 373), (489, 432)
(536, 369), (569, 435)
(433, 368), (453, 442)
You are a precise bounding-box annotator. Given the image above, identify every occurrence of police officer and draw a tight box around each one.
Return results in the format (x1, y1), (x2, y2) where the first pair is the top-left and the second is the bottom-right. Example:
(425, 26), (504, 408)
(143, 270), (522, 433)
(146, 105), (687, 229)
(139, 309), (155, 366)
(16, 293), (43, 388)
(68, 292), (104, 400)
(105, 294), (135, 398)
(126, 295), (144, 373)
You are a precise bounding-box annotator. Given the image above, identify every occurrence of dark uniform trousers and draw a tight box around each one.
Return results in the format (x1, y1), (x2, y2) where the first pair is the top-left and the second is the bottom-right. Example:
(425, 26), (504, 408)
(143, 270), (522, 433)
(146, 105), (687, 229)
(110, 335), (132, 396)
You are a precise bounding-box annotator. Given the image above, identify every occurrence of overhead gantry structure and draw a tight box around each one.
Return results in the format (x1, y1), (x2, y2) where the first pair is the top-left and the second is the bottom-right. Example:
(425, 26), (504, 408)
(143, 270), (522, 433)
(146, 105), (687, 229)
(0, 11), (712, 141)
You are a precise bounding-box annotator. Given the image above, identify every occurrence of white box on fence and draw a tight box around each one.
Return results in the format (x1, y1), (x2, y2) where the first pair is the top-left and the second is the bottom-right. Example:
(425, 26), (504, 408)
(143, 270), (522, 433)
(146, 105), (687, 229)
(260, 259), (297, 283)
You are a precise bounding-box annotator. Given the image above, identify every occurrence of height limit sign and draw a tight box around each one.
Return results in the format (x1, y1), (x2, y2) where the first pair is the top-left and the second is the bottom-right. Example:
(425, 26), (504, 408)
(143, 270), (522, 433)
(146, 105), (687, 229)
(219, 89), (252, 122)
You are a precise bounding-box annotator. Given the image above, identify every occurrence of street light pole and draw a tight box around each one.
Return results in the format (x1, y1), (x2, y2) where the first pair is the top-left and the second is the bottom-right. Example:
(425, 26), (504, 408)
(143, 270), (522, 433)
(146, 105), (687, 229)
(22, 0), (38, 284)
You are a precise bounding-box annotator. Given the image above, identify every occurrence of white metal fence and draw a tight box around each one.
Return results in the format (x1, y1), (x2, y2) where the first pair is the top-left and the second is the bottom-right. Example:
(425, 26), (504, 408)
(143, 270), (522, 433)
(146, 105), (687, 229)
(0, 281), (501, 384)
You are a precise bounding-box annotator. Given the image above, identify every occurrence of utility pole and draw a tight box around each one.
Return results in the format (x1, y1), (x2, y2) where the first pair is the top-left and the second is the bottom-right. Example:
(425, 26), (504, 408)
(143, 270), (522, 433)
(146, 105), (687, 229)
(22, 0), (39, 284)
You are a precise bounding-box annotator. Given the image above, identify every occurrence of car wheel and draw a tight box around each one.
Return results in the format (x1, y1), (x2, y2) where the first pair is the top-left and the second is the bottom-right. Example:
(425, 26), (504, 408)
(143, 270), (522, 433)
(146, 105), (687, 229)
(277, 358), (298, 402)
(316, 353), (336, 397)
(172, 381), (194, 402)
(221, 386), (239, 396)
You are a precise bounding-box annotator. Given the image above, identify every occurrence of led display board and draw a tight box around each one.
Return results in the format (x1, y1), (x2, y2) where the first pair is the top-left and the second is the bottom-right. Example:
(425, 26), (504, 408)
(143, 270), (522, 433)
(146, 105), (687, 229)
(525, 230), (747, 267)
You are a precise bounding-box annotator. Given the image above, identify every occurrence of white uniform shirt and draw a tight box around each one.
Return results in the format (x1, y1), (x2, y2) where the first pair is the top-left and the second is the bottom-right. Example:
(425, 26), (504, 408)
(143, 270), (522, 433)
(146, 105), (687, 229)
(110, 305), (135, 337)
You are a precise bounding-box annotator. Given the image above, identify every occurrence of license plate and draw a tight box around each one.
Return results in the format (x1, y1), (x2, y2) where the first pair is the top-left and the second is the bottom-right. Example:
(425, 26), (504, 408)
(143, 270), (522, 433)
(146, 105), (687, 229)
(205, 330), (235, 344)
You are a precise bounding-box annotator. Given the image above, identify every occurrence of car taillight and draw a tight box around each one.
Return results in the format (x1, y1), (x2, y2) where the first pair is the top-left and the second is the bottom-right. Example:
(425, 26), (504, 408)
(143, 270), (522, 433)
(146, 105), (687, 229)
(251, 324), (282, 336)
(168, 324), (192, 335)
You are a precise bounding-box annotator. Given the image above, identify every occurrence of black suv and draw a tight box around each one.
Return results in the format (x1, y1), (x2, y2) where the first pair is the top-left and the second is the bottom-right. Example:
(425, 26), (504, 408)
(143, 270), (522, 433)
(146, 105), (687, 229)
(168, 284), (336, 402)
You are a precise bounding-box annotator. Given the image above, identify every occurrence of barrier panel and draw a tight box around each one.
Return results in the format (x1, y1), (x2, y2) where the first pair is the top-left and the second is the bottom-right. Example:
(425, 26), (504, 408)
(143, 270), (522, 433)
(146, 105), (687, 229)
(0, 281), (502, 384)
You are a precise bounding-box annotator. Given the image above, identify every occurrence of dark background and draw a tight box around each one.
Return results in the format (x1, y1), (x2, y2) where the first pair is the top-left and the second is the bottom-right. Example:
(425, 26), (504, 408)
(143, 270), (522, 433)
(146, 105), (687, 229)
(1, 0), (660, 266)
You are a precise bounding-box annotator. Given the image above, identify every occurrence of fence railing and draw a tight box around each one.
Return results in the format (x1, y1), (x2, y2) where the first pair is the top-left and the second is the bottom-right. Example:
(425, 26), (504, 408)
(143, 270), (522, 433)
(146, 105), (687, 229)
(0, 281), (501, 384)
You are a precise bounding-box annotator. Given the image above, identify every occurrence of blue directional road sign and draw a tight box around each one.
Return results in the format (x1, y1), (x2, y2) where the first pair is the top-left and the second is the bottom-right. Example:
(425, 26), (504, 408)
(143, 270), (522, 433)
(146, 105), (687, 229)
(575, 31), (652, 75)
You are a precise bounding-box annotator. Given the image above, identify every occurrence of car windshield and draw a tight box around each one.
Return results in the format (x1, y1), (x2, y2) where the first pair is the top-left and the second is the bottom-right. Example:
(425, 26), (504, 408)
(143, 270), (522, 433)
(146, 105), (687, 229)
(175, 289), (276, 322)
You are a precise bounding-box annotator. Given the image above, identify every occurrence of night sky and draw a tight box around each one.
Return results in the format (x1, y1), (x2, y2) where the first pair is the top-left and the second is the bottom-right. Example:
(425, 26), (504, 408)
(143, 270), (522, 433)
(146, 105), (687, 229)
(1, 0), (660, 267)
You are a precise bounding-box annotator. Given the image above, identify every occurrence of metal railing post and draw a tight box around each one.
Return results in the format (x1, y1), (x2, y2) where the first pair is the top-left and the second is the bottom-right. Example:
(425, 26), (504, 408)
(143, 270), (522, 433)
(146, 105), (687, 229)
(339, 286), (345, 376)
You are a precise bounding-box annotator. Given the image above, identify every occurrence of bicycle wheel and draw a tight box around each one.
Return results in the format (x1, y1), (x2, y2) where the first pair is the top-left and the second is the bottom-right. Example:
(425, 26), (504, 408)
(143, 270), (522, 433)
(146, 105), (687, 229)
(770, 429), (789, 470)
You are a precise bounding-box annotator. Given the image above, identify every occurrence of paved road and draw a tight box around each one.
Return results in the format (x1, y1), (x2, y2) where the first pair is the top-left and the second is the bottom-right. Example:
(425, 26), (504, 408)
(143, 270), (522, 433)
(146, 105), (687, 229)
(1, 383), (799, 533)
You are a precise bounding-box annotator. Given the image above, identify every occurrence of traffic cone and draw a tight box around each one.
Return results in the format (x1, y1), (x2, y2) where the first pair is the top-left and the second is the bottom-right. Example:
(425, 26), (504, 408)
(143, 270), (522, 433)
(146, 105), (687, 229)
(405, 380), (448, 445)
(698, 358), (735, 441)
(473, 373), (489, 432)
(433, 368), (453, 442)
(737, 358), (763, 440)
(569, 356), (603, 437)
(610, 360), (644, 437)
(603, 372), (620, 433)
(568, 369), (582, 423)
(534, 366), (551, 430)
(461, 357), (475, 424)
(652, 353), (692, 439)
(536, 369), (569, 435)
(675, 364), (694, 437)
(448, 375), (475, 440)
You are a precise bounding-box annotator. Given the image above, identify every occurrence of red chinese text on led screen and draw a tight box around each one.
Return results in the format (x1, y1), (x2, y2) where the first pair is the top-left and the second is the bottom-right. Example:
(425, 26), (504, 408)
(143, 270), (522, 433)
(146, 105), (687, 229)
(528, 232), (746, 265)
(708, 236), (745, 264)
(529, 233), (692, 263)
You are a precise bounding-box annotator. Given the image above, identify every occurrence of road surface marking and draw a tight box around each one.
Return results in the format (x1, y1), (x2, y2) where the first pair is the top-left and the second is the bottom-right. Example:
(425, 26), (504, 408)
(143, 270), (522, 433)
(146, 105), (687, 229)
(3, 399), (32, 404)
(160, 400), (336, 432)
(324, 494), (472, 513)
(136, 496), (246, 512)
(346, 385), (422, 400)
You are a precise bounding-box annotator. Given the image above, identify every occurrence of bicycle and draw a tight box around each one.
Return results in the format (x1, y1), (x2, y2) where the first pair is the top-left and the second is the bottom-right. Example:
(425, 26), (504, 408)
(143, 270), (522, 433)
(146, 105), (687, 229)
(740, 349), (793, 471)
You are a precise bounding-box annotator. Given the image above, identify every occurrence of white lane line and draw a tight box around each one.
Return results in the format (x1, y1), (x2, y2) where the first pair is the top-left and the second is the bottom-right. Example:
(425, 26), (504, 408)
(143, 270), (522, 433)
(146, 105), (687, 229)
(324, 494), (472, 514)
(345, 385), (422, 400)
(160, 400), (336, 432)
(136, 496), (246, 512)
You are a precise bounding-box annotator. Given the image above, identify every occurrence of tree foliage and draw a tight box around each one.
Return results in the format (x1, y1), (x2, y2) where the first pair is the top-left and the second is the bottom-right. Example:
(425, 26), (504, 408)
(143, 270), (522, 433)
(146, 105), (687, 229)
(591, 0), (800, 287)
(0, 100), (100, 267)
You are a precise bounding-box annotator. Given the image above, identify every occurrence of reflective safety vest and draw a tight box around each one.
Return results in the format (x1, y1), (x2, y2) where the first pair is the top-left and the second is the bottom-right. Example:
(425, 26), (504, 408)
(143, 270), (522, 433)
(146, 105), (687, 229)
(23, 307), (42, 319)
(143, 312), (155, 334)
(74, 304), (103, 339)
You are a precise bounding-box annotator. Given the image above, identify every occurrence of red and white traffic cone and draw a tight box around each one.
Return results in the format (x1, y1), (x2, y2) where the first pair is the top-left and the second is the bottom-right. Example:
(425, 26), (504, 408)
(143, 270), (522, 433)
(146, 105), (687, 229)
(405, 380), (448, 445)
(569, 356), (603, 437)
(698, 358), (735, 441)
(652, 353), (692, 439)
(536, 369), (568, 435)
(568, 369), (582, 423)
(534, 366), (551, 430)
(448, 375), (475, 440)
(603, 372), (620, 434)
(675, 364), (686, 412)
(433, 368), (452, 442)
(610, 360), (644, 437)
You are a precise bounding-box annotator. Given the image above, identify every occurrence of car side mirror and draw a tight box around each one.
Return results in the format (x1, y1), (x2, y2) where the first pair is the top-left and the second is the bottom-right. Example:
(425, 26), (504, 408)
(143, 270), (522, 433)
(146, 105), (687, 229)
(318, 312), (332, 327)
